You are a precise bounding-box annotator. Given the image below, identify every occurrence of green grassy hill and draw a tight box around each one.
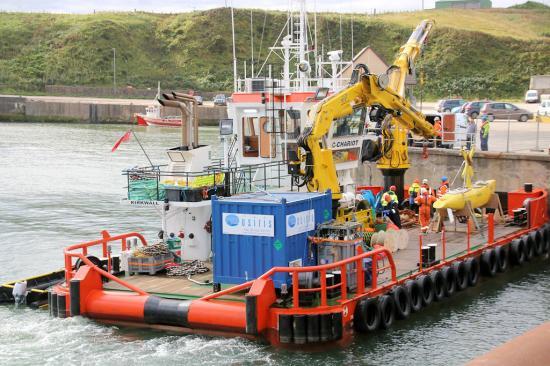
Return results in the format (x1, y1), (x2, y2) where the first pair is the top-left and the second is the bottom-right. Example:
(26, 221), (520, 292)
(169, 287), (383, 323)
(0, 6), (549, 99)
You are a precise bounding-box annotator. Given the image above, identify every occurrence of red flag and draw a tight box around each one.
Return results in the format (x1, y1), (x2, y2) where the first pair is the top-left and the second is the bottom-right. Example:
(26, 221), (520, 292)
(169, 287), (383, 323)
(111, 130), (132, 152)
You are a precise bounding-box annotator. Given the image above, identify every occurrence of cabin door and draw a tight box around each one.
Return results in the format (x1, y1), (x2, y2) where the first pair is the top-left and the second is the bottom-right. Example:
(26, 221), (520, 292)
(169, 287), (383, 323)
(259, 117), (275, 158)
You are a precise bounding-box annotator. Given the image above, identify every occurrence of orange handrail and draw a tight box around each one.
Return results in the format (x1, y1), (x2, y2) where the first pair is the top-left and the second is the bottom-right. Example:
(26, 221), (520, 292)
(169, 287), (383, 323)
(201, 246), (396, 311)
(64, 230), (148, 290)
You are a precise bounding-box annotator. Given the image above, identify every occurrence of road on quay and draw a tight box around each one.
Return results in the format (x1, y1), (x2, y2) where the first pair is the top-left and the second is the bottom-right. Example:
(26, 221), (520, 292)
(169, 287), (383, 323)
(0, 94), (216, 107)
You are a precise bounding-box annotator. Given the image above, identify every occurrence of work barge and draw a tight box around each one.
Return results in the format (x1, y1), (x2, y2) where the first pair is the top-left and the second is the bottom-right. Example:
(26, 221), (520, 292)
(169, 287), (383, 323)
(1, 5), (549, 349)
(5, 183), (545, 347)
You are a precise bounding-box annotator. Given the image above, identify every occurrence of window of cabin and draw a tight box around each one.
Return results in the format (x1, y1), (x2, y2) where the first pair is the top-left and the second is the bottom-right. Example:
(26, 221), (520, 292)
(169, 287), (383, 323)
(331, 107), (366, 138)
(242, 117), (259, 157)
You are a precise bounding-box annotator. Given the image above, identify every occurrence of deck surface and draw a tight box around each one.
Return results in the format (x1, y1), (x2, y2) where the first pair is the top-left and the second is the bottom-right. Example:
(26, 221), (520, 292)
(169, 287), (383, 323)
(104, 220), (522, 299)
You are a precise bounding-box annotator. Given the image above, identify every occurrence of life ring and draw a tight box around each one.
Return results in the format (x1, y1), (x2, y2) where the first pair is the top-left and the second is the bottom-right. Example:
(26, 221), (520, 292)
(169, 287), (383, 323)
(495, 245), (509, 272)
(378, 295), (396, 330)
(465, 257), (480, 287)
(441, 266), (456, 297)
(391, 286), (411, 320)
(510, 238), (525, 265)
(417, 275), (434, 306)
(453, 261), (468, 291)
(354, 297), (380, 332)
(430, 270), (446, 302)
(405, 280), (423, 313)
(481, 249), (498, 277)
(531, 230), (544, 256)
(522, 235), (535, 261)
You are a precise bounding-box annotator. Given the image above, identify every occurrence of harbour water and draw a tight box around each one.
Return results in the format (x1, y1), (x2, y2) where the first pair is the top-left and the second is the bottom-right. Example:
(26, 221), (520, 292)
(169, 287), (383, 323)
(0, 123), (549, 366)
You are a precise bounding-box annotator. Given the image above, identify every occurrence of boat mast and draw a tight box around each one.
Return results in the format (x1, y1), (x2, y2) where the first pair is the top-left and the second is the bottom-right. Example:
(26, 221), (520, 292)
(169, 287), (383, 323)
(231, 6), (238, 92)
(298, 0), (307, 91)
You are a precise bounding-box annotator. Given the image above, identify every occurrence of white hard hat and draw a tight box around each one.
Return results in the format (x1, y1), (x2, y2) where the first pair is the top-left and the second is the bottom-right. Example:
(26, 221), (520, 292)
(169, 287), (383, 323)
(422, 178), (428, 184)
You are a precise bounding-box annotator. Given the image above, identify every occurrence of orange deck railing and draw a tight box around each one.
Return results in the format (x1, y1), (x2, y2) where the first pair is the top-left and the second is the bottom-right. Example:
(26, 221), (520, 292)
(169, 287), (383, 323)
(201, 243), (396, 310)
(63, 230), (149, 295)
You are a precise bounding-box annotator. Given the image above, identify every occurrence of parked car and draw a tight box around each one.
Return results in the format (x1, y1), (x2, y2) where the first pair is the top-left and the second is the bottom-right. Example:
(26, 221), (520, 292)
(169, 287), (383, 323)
(194, 95), (203, 105)
(437, 99), (466, 113)
(525, 89), (540, 103)
(463, 101), (491, 118)
(213, 94), (227, 106)
(538, 99), (550, 116)
(480, 102), (533, 122)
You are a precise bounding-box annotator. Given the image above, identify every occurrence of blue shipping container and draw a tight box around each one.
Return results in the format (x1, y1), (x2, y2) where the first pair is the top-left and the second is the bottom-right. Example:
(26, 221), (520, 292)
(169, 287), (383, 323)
(212, 191), (332, 288)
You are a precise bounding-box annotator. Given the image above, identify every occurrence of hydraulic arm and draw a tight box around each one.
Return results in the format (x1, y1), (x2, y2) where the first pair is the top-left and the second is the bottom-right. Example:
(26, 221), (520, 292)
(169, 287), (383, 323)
(290, 20), (435, 213)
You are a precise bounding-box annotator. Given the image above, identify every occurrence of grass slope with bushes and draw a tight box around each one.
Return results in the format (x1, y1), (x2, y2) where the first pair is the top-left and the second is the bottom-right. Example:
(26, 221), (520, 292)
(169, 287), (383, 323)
(0, 4), (548, 99)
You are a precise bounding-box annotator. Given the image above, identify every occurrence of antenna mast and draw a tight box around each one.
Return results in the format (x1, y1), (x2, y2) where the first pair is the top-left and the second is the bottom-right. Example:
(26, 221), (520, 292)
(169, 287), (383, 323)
(231, 6), (238, 92)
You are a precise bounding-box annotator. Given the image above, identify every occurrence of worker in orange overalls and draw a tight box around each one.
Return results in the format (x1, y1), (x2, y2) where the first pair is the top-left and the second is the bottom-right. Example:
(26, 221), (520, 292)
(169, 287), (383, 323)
(415, 188), (436, 232)
(421, 178), (434, 196)
(437, 176), (449, 198)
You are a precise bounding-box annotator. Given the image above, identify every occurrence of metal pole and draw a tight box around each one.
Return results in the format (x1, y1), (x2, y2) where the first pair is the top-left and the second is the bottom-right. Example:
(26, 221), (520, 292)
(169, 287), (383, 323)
(112, 48), (116, 94)
(250, 9), (254, 78)
(131, 130), (154, 167)
(506, 114), (511, 153)
(231, 6), (238, 92)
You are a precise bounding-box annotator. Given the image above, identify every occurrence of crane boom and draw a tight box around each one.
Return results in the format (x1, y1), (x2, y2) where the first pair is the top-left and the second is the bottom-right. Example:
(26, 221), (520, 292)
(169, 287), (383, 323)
(291, 19), (435, 212)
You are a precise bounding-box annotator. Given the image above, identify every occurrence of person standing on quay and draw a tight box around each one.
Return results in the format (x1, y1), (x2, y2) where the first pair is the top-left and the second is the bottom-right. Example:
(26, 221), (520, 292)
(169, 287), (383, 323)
(479, 115), (490, 151)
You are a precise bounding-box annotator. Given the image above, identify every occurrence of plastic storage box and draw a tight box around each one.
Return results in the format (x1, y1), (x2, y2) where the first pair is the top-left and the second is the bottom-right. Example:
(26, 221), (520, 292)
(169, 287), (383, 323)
(212, 191), (332, 288)
(127, 253), (172, 275)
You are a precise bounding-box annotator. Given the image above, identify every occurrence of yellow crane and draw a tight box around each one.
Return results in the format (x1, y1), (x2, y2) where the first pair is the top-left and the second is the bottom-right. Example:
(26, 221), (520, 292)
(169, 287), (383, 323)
(290, 20), (436, 220)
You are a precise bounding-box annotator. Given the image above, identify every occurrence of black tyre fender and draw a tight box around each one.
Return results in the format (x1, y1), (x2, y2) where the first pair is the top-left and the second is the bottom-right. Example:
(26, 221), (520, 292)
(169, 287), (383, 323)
(391, 286), (411, 320)
(495, 245), (509, 272)
(510, 238), (525, 265)
(453, 261), (468, 291)
(465, 257), (480, 287)
(441, 266), (457, 297)
(522, 235), (534, 261)
(354, 297), (380, 333)
(542, 225), (550, 254)
(531, 230), (543, 256)
(405, 280), (423, 313)
(481, 249), (498, 277)
(417, 275), (434, 307)
(378, 295), (395, 330)
(430, 270), (446, 302)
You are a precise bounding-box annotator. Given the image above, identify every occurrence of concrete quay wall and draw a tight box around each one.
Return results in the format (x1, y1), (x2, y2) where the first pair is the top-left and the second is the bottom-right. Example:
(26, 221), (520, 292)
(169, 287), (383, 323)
(357, 148), (550, 196)
(0, 95), (226, 125)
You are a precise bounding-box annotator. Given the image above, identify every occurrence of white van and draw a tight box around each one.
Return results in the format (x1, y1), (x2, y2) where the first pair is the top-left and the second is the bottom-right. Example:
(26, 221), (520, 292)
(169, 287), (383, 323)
(525, 90), (539, 103)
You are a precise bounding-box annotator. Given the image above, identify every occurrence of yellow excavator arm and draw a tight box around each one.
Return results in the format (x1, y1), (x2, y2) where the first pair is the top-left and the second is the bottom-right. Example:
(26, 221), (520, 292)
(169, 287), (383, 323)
(291, 19), (435, 211)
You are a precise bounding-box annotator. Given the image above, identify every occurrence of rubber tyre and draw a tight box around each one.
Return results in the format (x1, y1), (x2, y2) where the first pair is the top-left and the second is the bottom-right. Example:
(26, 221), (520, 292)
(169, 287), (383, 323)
(430, 270), (446, 302)
(441, 266), (457, 297)
(453, 261), (468, 291)
(510, 238), (525, 265)
(354, 297), (380, 332)
(417, 275), (434, 307)
(519, 114), (528, 122)
(391, 286), (411, 320)
(378, 295), (395, 330)
(465, 257), (480, 287)
(405, 280), (423, 313)
(444, 108), (451, 113)
(522, 235), (535, 261)
(481, 249), (498, 277)
(495, 246), (509, 272)
(542, 225), (550, 254)
(531, 231), (544, 256)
